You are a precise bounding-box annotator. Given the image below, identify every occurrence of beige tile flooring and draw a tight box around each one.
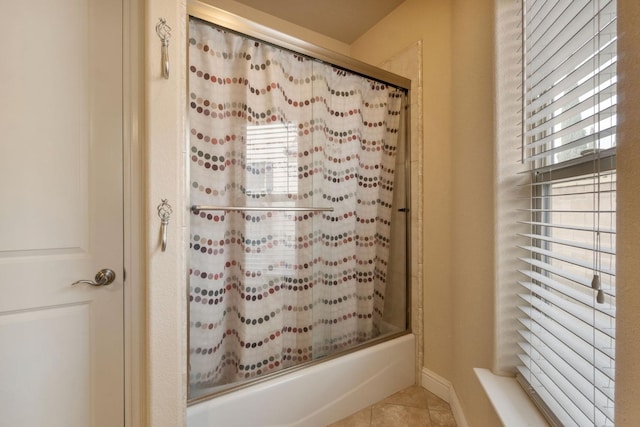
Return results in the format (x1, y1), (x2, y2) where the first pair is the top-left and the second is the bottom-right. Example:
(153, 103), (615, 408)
(327, 385), (457, 427)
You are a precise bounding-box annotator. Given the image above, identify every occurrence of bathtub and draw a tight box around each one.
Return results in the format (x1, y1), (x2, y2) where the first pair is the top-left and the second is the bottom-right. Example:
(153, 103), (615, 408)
(187, 333), (416, 427)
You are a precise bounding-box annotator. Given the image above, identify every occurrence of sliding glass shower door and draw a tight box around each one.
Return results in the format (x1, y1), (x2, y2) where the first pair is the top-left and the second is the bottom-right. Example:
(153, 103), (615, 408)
(188, 17), (410, 400)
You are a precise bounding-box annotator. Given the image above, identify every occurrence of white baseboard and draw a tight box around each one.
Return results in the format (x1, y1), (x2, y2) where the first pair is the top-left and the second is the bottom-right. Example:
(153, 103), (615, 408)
(448, 387), (469, 427)
(420, 367), (451, 402)
(421, 368), (469, 427)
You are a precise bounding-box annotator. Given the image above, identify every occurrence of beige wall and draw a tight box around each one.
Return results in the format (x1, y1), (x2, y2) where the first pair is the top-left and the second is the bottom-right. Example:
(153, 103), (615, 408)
(351, 0), (455, 385)
(145, 0), (188, 425)
(616, 0), (640, 424)
(352, 0), (500, 425)
(200, 0), (351, 55)
(449, 1), (499, 424)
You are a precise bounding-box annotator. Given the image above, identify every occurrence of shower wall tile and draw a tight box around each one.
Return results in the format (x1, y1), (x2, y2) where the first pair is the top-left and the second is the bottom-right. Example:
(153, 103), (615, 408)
(379, 40), (424, 383)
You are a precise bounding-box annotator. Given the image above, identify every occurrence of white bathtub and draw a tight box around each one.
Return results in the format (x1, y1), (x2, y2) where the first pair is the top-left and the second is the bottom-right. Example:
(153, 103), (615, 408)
(187, 334), (416, 427)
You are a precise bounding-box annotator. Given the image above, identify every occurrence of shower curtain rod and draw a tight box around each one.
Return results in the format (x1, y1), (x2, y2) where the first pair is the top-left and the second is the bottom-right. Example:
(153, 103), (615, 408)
(191, 205), (334, 212)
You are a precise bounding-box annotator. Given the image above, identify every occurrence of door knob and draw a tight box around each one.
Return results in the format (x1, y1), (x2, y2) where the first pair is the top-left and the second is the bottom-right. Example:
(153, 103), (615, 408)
(71, 269), (116, 287)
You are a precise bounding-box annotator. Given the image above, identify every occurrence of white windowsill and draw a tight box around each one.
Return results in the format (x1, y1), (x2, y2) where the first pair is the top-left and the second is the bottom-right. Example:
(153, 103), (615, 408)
(474, 368), (550, 427)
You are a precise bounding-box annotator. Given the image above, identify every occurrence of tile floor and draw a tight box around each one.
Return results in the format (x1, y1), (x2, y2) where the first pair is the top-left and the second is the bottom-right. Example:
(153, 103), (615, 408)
(327, 385), (457, 427)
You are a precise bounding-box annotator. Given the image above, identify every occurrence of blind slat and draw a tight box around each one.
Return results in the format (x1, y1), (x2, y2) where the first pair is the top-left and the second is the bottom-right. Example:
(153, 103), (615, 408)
(523, 167), (616, 186)
(518, 245), (615, 276)
(526, 60), (616, 130)
(518, 220), (615, 235)
(526, 40), (617, 114)
(519, 304), (616, 370)
(526, 82), (617, 139)
(517, 365), (583, 427)
(524, 105), (617, 159)
(526, 1), (565, 38)
(526, 0), (616, 87)
(519, 338), (615, 406)
(527, 1), (615, 84)
(518, 316), (616, 381)
(517, 359), (593, 426)
(527, 1), (608, 70)
(519, 305), (615, 362)
(519, 257), (615, 296)
(518, 270), (616, 315)
(518, 346), (615, 423)
(519, 232), (615, 255)
(519, 292), (615, 338)
(521, 208), (616, 214)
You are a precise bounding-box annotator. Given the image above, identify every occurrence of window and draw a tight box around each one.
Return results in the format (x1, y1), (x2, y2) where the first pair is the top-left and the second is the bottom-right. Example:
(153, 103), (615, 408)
(245, 123), (298, 197)
(243, 122), (300, 299)
(517, 1), (617, 426)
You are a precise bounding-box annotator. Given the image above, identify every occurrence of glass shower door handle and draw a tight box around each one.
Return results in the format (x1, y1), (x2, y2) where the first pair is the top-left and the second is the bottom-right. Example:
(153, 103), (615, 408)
(71, 268), (116, 287)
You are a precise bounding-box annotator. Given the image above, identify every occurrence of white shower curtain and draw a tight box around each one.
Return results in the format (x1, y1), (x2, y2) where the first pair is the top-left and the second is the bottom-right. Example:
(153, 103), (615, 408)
(188, 18), (405, 389)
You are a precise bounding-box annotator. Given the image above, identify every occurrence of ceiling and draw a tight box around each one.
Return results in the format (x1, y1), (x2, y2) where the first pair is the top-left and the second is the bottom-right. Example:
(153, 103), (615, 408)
(232, 0), (406, 44)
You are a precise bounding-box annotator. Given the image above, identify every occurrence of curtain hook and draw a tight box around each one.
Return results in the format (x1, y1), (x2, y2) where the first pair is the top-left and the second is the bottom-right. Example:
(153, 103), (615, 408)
(156, 18), (171, 79)
(157, 199), (173, 251)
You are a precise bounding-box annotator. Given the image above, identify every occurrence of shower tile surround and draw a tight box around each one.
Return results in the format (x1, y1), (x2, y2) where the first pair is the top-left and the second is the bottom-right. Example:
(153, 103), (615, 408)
(328, 386), (457, 427)
(379, 40), (424, 385)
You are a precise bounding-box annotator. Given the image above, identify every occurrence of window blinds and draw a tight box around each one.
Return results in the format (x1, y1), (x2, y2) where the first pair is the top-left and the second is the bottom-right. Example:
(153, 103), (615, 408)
(519, 1), (617, 426)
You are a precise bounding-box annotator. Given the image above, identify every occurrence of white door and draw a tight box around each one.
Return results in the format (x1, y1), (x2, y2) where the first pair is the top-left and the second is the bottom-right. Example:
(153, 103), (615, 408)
(0, 0), (124, 426)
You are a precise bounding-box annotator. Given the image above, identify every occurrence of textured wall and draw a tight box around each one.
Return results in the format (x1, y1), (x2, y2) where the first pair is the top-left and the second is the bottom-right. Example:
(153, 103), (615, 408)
(145, 0), (188, 425)
(200, 0), (351, 55)
(449, 0), (501, 425)
(615, 0), (640, 424)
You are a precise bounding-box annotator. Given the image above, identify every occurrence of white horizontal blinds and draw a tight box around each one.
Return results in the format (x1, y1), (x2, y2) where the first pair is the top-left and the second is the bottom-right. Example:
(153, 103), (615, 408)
(519, 1), (617, 426)
(245, 123), (298, 196)
(243, 123), (299, 291)
(524, 0), (617, 166)
(517, 169), (618, 426)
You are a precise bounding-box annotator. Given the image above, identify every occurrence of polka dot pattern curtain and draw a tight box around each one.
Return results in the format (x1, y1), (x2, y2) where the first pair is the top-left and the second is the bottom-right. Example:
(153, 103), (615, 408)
(188, 18), (405, 392)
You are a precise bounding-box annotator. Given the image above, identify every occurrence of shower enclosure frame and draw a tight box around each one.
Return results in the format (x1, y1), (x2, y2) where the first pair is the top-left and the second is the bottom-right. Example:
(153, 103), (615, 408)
(186, 0), (413, 404)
